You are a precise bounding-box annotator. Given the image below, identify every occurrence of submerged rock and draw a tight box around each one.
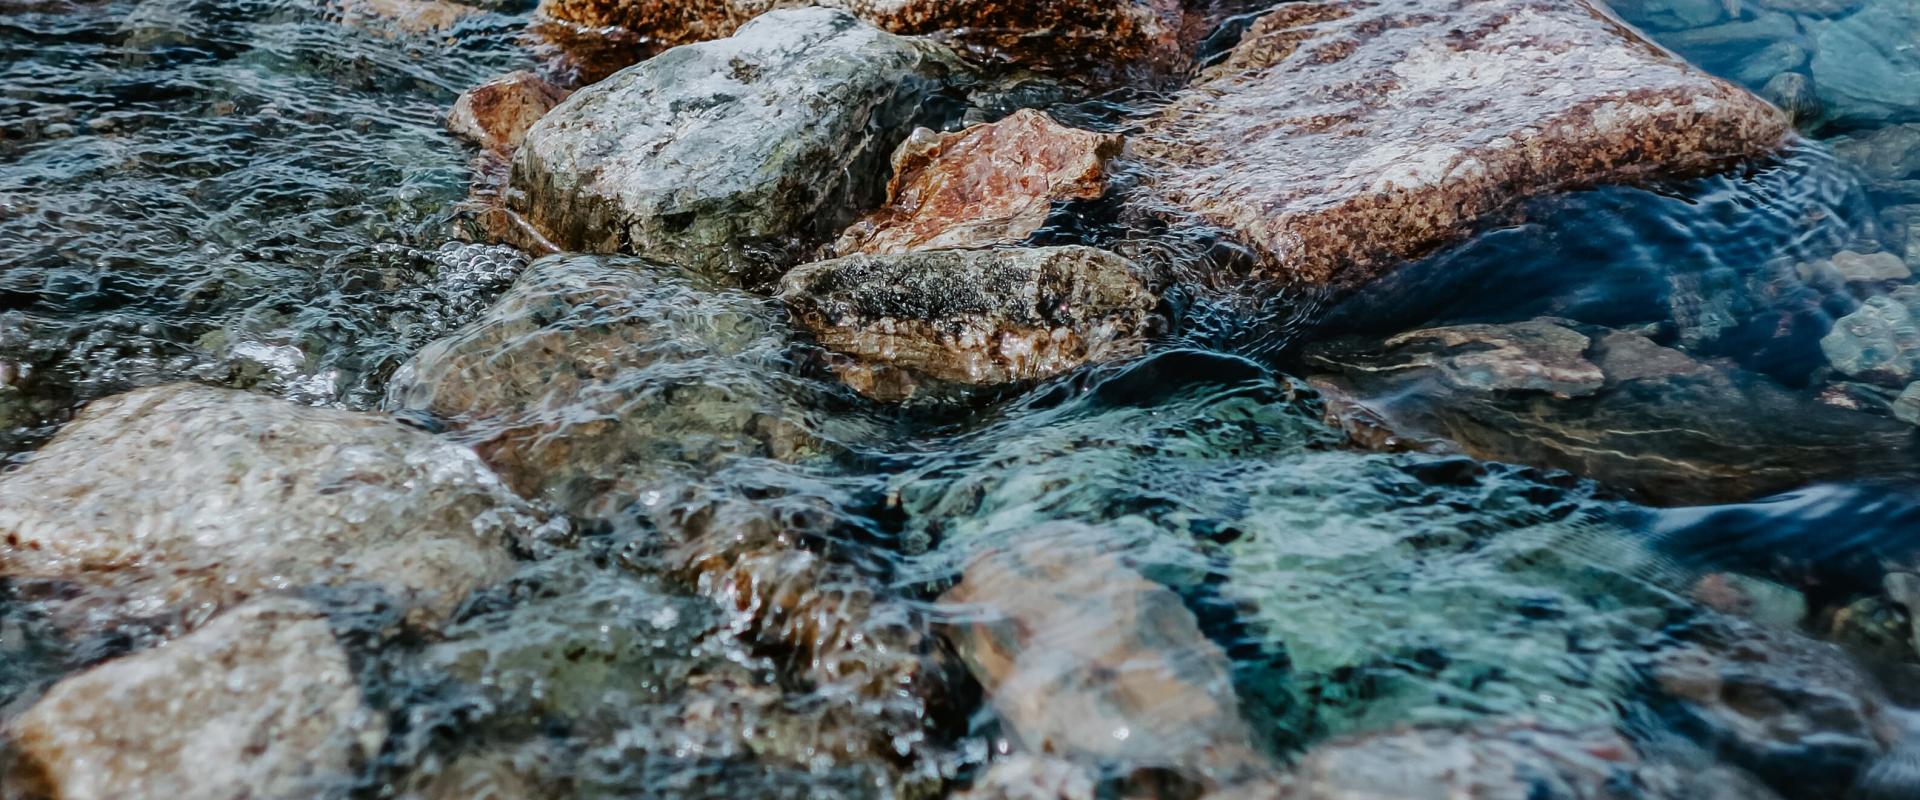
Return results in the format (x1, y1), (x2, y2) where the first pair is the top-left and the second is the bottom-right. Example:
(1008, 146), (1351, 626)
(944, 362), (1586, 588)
(0, 383), (534, 623)
(941, 528), (1272, 789)
(1807, 0), (1920, 125)
(779, 247), (1160, 400)
(4, 597), (381, 800)
(509, 8), (967, 286)
(330, 0), (480, 35)
(834, 109), (1121, 257)
(1131, 0), (1788, 291)
(1822, 284), (1920, 386)
(448, 71), (568, 155)
(1306, 319), (1919, 504)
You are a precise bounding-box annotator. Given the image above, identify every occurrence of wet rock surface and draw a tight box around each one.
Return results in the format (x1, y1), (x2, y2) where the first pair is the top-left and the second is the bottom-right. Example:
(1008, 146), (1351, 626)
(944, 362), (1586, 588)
(508, 8), (968, 285)
(448, 71), (569, 155)
(779, 247), (1160, 400)
(1306, 318), (1920, 504)
(1822, 285), (1920, 385)
(1132, 0), (1789, 291)
(0, 383), (534, 623)
(833, 110), (1121, 257)
(3, 597), (380, 800)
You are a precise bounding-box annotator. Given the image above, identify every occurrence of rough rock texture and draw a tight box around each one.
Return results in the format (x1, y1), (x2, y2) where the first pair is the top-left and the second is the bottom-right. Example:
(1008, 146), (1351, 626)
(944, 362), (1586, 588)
(835, 110), (1120, 256)
(448, 71), (568, 155)
(1265, 723), (1784, 800)
(1305, 319), (1920, 504)
(508, 8), (966, 286)
(4, 597), (382, 800)
(0, 383), (533, 623)
(779, 246), (1160, 400)
(331, 0), (480, 34)
(1807, 0), (1920, 124)
(1131, 0), (1790, 291)
(941, 528), (1272, 789)
(532, 0), (1208, 80)
(1822, 284), (1920, 386)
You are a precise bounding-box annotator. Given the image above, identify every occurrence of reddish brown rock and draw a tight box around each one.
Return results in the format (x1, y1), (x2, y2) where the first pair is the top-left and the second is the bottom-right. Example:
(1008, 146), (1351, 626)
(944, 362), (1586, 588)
(1130, 0), (1790, 291)
(834, 110), (1120, 256)
(448, 71), (569, 155)
(532, 0), (1208, 79)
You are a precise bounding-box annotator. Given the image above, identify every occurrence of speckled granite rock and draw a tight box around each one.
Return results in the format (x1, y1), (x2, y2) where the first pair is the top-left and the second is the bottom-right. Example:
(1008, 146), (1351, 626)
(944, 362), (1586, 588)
(448, 71), (568, 155)
(3, 597), (382, 800)
(0, 383), (534, 623)
(508, 8), (966, 286)
(779, 246), (1160, 400)
(833, 110), (1120, 256)
(1130, 0), (1789, 291)
(533, 0), (1210, 80)
(941, 528), (1273, 789)
(1306, 319), (1920, 504)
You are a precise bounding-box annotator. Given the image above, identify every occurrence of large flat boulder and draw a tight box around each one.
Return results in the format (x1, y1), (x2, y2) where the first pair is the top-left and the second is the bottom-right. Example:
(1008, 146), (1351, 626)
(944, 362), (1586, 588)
(0, 383), (535, 623)
(508, 8), (966, 286)
(1130, 0), (1790, 291)
(778, 246), (1161, 400)
(4, 597), (382, 800)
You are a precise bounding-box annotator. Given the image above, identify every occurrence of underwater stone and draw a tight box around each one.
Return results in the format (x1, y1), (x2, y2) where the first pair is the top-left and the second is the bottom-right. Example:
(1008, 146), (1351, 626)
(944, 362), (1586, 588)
(1761, 71), (1821, 123)
(1131, 0), (1789, 292)
(508, 8), (966, 286)
(778, 246), (1161, 401)
(448, 71), (568, 155)
(331, 0), (480, 34)
(1822, 284), (1920, 385)
(941, 528), (1274, 789)
(4, 597), (381, 800)
(1808, 0), (1920, 124)
(0, 383), (533, 624)
(833, 110), (1120, 257)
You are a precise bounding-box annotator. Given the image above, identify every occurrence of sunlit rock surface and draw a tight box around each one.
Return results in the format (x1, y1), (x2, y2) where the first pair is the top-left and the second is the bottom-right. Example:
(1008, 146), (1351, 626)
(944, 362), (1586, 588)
(834, 110), (1120, 256)
(1131, 0), (1789, 291)
(1305, 319), (1920, 504)
(508, 8), (967, 286)
(4, 597), (381, 800)
(0, 383), (535, 623)
(941, 528), (1273, 790)
(448, 71), (568, 155)
(779, 247), (1161, 400)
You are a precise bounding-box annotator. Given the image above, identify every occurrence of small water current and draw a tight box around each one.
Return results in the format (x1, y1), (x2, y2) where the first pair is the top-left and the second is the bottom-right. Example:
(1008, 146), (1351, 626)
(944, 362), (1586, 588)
(3, 0), (1920, 797)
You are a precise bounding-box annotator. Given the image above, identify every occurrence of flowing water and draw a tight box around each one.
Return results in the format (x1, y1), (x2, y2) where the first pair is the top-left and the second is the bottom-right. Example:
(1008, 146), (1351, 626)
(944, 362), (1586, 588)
(4, 0), (1920, 797)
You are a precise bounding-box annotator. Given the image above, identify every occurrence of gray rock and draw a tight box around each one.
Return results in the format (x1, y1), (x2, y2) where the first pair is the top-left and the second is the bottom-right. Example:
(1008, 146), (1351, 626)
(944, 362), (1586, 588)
(508, 8), (967, 286)
(1822, 284), (1920, 385)
(1893, 381), (1920, 424)
(0, 383), (537, 624)
(1733, 41), (1811, 87)
(1761, 71), (1821, 122)
(1798, 249), (1913, 285)
(4, 597), (383, 800)
(1656, 11), (1802, 51)
(1604, 0), (1730, 31)
(777, 247), (1161, 400)
(1831, 124), (1920, 187)
(1752, 0), (1867, 15)
(1881, 204), (1920, 268)
(1809, 0), (1920, 124)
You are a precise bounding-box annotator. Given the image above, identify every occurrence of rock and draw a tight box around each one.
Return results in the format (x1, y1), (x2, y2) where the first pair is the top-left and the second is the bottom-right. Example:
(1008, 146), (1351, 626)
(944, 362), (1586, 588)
(1307, 319), (1920, 504)
(1894, 382), (1920, 425)
(508, 8), (967, 286)
(1732, 40), (1810, 87)
(3, 597), (382, 800)
(1270, 722), (1783, 800)
(955, 755), (1096, 800)
(1752, 0), (1867, 15)
(330, 0), (480, 34)
(778, 247), (1161, 400)
(387, 255), (841, 518)
(1822, 284), (1920, 385)
(1761, 71), (1821, 123)
(0, 383), (534, 624)
(1129, 0), (1788, 291)
(1655, 11), (1801, 51)
(448, 71), (568, 155)
(941, 526), (1273, 789)
(1798, 249), (1913, 286)
(532, 0), (1209, 81)
(1808, 0), (1920, 124)
(833, 110), (1121, 257)
(1652, 621), (1899, 796)
(1602, 0), (1729, 30)
(1832, 124), (1920, 187)
(1881, 205), (1920, 268)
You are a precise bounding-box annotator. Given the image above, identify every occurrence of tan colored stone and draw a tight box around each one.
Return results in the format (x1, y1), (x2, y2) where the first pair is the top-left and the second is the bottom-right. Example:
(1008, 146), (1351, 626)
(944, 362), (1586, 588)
(835, 110), (1120, 256)
(332, 0), (480, 35)
(5, 597), (382, 800)
(1130, 0), (1789, 291)
(448, 71), (569, 155)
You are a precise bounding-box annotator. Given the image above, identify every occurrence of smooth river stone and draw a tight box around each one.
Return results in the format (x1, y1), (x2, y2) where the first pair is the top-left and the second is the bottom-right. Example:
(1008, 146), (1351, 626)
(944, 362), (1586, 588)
(448, 71), (568, 155)
(778, 246), (1161, 400)
(4, 597), (382, 800)
(508, 8), (966, 286)
(0, 383), (535, 624)
(834, 109), (1120, 256)
(1130, 0), (1789, 291)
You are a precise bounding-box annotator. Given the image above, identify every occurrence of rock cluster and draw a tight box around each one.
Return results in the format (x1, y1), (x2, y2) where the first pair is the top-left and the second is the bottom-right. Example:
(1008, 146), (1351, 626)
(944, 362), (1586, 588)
(1131, 0), (1789, 291)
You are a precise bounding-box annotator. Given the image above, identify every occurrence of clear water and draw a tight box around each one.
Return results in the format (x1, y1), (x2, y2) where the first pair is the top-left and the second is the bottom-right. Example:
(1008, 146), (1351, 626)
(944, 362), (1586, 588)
(3, 0), (1920, 797)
